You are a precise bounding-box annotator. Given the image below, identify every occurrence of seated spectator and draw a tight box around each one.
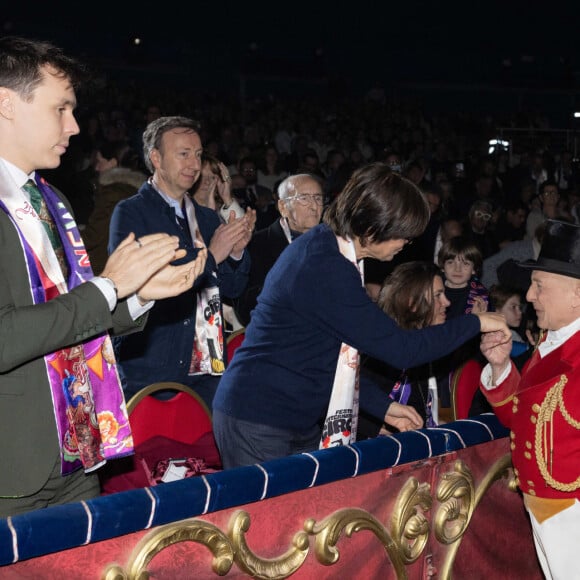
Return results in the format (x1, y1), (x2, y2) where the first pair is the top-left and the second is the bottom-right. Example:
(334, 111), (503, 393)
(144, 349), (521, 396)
(234, 173), (324, 326)
(436, 235), (489, 405)
(488, 284), (528, 358)
(83, 141), (147, 274)
(525, 180), (565, 240)
(256, 145), (288, 194)
(192, 153), (247, 332)
(404, 182), (444, 262)
(191, 153), (244, 222)
(481, 221), (545, 289)
(358, 261), (451, 438)
(433, 217), (463, 265)
(492, 198), (528, 249)
(462, 199), (498, 259)
(439, 236), (488, 318)
(232, 156), (279, 230)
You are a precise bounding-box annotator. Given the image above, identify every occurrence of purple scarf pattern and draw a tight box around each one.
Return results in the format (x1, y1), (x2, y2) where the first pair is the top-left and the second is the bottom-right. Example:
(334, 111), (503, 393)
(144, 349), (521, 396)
(0, 176), (133, 474)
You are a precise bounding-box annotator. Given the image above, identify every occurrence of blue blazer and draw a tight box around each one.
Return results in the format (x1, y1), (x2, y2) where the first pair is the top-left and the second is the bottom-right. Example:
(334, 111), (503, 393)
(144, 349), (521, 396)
(108, 182), (250, 386)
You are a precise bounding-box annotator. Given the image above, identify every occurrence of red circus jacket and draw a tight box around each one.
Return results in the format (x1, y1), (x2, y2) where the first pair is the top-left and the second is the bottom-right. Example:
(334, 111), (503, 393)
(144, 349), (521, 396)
(481, 331), (580, 500)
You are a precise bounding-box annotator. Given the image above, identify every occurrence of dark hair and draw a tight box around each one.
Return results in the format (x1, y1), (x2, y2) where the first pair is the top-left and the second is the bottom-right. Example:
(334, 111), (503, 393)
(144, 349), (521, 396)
(438, 235), (483, 274)
(190, 152), (223, 196)
(378, 261), (443, 329)
(489, 284), (522, 310)
(142, 116), (201, 174)
(540, 180), (559, 193)
(323, 162), (429, 246)
(0, 36), (85, 101)
(98, 140), (140, 169)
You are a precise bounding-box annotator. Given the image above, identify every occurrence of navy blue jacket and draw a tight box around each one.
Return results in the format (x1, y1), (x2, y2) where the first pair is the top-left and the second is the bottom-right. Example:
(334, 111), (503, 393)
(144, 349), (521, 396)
(213, 223), (481, 431)
(108, 182), (250, 389)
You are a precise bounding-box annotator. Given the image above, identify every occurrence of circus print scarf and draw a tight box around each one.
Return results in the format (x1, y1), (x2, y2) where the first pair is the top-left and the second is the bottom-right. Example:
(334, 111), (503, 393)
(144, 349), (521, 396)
(320, 236), (364, 449)
(0, 166), (133, 475)
(183, 195), (226, 376)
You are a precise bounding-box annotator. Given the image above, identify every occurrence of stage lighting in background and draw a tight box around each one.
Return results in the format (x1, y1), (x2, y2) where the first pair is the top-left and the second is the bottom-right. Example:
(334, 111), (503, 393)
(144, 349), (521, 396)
(488, 138), (510, 155)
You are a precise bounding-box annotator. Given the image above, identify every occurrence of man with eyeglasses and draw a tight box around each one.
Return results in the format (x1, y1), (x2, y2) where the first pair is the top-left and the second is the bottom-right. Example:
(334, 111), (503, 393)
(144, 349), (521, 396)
(234, 174), (324, 326)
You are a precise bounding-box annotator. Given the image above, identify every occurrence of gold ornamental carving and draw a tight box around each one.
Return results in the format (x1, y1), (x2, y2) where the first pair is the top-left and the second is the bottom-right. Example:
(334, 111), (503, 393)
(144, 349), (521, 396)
(437, 453), (515, 579)
(101, 454), (516, 579)
(101, 519), (234, 579)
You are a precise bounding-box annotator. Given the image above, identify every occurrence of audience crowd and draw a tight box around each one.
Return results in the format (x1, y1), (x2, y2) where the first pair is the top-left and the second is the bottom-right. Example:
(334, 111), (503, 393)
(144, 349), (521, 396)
(7, 36), (580, 506)
(41, 75), (580, 427)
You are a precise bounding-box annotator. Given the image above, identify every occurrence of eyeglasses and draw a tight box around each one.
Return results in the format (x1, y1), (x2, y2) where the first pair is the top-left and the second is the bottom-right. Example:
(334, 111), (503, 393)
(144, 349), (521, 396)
(286, 193), (325, 206)
(473, 211), (492, 221)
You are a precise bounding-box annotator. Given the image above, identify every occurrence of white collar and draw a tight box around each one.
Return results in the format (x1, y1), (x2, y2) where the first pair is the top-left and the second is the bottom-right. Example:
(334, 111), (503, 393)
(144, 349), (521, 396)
(0, 157), (35, 192)
(539, 317), (580, 357)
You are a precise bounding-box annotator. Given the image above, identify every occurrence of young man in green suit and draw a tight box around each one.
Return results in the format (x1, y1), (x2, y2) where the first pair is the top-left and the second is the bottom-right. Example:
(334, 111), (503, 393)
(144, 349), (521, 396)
(0, 36), (207, 517)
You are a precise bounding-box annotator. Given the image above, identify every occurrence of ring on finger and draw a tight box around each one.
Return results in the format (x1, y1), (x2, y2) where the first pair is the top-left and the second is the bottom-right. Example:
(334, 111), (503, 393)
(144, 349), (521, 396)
(136, 238), (143, 248)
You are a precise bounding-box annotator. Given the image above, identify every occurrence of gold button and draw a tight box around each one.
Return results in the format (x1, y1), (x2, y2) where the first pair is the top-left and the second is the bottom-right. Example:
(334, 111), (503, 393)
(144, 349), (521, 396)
(510, 431), (515, 439)
(514, 468), (519, 476)
(532, 403), (540, 413)
(527, 480), (534, 487)
(512, 405), (518, 413)
(528, 489), (536, 496)
(511, 442), (516, 450)
(524, 451), (531, 459)
(525, 441), (532, 449)
(531, 416), (537, 424)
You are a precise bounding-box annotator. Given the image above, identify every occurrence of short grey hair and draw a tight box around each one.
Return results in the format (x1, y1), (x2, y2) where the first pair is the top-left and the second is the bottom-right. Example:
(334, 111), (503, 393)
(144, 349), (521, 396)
(142, 116), (201, 174)
(277, 173), (321, 201)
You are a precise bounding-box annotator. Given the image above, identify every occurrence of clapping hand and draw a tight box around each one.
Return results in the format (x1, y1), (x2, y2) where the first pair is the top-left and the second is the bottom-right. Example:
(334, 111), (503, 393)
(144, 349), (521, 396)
(209, 209), (256, 263)
(136, 244), (208, 303)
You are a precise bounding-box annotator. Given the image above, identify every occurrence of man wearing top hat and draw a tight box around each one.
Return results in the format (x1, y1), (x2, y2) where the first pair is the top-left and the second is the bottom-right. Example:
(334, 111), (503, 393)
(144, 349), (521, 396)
(479, 219), (580, 580)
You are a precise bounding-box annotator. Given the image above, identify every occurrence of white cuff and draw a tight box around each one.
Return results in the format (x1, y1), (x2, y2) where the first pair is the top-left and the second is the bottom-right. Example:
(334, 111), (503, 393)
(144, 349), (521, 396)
(91, 277), (117, 311)
(127, 294), (154, 319)
(481, 361), (512, 390)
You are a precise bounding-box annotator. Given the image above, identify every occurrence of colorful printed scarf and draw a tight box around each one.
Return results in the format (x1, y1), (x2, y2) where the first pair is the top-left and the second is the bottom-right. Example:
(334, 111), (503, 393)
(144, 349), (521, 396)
(183, 195), (226, 376)
(0, 167), (133, 475)
(320, 236), (363, 449)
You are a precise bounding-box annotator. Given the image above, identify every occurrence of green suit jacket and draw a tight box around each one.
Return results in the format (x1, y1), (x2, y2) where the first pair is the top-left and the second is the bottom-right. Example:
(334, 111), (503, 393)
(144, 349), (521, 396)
(0, 180), (146, 498)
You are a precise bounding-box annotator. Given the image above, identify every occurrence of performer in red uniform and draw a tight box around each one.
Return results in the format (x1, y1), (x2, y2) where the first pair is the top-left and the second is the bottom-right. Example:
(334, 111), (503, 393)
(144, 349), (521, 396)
(480, 219), (580, 580)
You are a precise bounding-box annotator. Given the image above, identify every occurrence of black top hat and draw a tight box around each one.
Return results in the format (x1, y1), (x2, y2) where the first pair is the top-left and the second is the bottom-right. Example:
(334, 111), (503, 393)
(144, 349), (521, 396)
(518, 219), (580, 279)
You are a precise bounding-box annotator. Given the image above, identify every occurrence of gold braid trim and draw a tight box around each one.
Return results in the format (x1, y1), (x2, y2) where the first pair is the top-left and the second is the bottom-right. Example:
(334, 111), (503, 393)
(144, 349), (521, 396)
(535, 374), (580, 492)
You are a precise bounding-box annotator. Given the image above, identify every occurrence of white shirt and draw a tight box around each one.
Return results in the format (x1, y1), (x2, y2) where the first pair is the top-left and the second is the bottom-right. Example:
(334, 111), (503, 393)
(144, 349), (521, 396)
(0, 158), (151, 317)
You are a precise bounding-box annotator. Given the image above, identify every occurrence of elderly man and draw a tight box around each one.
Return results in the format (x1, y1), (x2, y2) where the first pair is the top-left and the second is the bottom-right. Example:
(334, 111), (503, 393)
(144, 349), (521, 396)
(234, 173), (324, 326)
(480, 219), (580, 580)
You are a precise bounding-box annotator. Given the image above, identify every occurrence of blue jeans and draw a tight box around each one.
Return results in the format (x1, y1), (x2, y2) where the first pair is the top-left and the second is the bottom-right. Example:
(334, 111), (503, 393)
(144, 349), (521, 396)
(212, 410), (321, 469)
